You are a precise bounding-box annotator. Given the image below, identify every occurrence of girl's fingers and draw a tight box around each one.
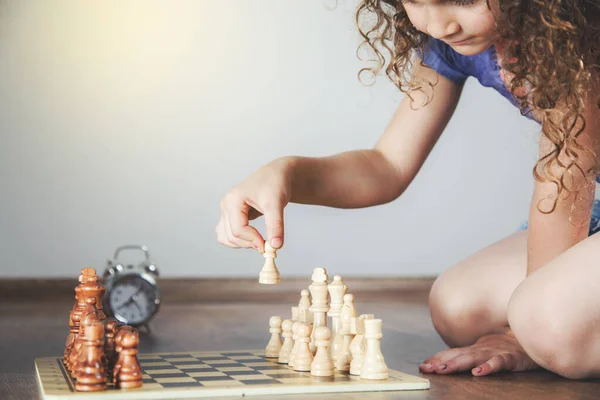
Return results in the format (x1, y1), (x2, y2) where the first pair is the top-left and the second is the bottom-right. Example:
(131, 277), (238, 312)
(473, 354), (516, 376)
(216, 216), (237, 248)
(437, 352), (485, 374)
(420, 346), (470, 372)
(226, 206), (263, 248)
(223, 213), (254, 249)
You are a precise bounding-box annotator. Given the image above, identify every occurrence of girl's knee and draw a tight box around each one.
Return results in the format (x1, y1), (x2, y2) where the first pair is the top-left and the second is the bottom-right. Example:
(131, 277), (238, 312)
(508, 285), (595, 379)
(429, 272), (494, 347)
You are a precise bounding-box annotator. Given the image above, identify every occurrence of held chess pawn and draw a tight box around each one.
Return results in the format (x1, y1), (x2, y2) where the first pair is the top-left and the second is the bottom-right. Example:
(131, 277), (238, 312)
(74, 322), (107, 392)
(292, 322), (313, 372)
(278, 319), (294, 364)
(259, 241), (280, 284)
(310, 326), (334, 377)
(265, 316), (283, 358)
(360, 319), (388, 380)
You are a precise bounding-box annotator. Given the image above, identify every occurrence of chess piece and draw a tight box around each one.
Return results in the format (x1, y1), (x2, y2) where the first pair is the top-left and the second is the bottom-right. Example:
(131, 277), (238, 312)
(266, 316), (283, 358)
(259, 241), (280, 284)
(308, 268), (329, 354)
(287, 321), (302, 368)
(71, 297), (101, 376)
(74, 321), (107, 391)
(310, 326), (334, 377)
(80, 268), (107, 320)
(297, 289), (313, 323)
(360, 319), (388, 380)
(291, 306), (299, 322)
(335, 294), (357, 371)
(328, 275), (347, 362)
(104, 318), (121, 378)
(114, 329), (143, 388)
(293, 322), (313, 372)
(112, 325), (136, 384)
(349, 314), (374, 375)
(278, 319), (294, 364)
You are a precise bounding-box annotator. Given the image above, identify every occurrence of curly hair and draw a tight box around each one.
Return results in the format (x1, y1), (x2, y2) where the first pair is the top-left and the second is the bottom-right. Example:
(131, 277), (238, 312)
(355, 0), (600, 216)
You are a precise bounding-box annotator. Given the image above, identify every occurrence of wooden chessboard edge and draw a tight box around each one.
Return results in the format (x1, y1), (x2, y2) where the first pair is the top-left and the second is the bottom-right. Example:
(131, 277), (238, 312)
(35, 351), (430, 399)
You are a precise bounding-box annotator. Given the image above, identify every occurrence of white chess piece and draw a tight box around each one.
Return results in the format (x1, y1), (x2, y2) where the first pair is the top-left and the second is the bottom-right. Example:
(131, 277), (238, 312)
(349, 314), (374, 375)
(360, 319), (388, 380)
(265, 316), (283, 358)
(328, 275), (348, 362)
(298, 289), (313, 323)
(259, 242), (280, 284)
(278, 319), (294, 364)
(310, 326), (334, 377)
(293, 322), (313, 372)
(288, 321), (302, 368)
(335, 293), (357, 371)
(308, 268), (329, 354)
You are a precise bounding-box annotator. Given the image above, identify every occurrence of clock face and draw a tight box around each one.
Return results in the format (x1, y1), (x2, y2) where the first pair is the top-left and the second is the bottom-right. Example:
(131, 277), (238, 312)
(108, 275), (159, 326)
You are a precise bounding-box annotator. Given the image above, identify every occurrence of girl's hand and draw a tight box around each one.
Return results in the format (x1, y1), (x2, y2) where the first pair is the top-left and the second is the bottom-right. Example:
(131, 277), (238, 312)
(419, 328), (539, 376)
(216, 158), (294, 253)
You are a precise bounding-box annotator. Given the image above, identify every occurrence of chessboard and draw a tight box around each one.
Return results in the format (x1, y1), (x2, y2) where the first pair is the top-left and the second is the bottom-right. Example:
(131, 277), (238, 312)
(36, 349), (430, 399)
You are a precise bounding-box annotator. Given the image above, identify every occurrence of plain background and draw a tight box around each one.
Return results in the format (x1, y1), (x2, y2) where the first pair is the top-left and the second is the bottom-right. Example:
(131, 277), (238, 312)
(0, 0), (541, 278)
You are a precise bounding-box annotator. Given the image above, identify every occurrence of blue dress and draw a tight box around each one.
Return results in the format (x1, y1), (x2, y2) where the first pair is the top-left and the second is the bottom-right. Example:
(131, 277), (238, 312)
(418, 36), (600, 235)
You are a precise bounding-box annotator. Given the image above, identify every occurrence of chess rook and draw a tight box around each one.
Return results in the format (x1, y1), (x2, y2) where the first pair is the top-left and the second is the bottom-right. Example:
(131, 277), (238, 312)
(360, 319), (388, 380)
(265, 316), (283, 358)
(310, 326), (334, 377)
(328, 275), (347, 362)
(308, 268), (329, 354)
(259, 241), (280, 284)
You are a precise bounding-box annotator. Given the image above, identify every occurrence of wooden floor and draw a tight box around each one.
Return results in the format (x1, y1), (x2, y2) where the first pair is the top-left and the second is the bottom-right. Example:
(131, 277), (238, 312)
(2, 277), (600, 400)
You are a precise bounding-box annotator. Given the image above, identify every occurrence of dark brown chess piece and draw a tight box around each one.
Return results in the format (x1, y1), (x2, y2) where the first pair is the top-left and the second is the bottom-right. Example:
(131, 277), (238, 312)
(104, 317), (122, 380)
(80, 268), (107, 320)
(114, 328), (143, 389)
(112, 325), (135, 384)
(71, 297), (101, 379)
(75, 321), (107, 392)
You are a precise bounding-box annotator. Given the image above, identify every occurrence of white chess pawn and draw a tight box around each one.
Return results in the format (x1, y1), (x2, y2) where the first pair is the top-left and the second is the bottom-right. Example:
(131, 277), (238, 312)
(335, 293), (357, 371)
(259, 241), (280, 284)
(287, 321), (302, 368)
(278, 319), (294, 364)
(310, 326), (334, 377)
(293, 322), (313, 372)
(265, 316), (283, 358)
(328, 275), (348, 362)
(349, 314), (374, 375)
(298, 289), (313, 323)
(360, 319), (388, 380)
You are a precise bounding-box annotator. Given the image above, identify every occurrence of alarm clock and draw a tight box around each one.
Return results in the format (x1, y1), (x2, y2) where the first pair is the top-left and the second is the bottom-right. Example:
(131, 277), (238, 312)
(102, 245), (160, 330)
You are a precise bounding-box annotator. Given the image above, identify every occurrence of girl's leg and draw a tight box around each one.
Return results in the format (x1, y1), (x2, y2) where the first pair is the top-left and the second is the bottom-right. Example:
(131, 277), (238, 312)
(429, 230), (527, 347)
(508, 231), (600, 379)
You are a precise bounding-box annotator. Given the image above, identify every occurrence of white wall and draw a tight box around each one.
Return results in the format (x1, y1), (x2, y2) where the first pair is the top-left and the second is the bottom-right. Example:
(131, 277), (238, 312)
(0, 0), (540, 278)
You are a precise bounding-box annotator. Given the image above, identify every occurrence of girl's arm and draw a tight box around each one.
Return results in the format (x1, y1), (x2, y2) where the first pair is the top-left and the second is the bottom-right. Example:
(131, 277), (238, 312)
(527, 85), (600, 275)
(288, 62), (464, 208)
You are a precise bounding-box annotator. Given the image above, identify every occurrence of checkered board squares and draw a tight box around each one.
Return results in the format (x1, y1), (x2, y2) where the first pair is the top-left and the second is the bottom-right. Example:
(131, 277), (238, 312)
(35, 350), (429, 399)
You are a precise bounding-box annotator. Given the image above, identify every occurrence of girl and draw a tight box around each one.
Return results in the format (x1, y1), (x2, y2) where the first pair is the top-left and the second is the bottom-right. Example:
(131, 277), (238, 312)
(216, 0), (600, 379)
